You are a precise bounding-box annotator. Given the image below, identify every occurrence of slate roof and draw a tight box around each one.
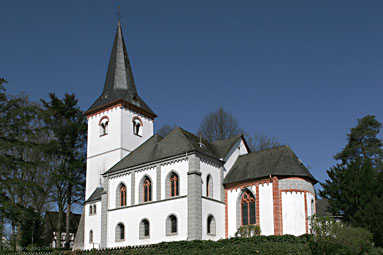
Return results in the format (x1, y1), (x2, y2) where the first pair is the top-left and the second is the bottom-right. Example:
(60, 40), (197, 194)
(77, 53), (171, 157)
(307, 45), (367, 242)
(210, 135), (244, 159)
(85, 187), (103, 203)
(316, 198), (332, 217)
(85, 21), (156, 119)
(105, 128), (243, 174)
(223, 145), (317, 184)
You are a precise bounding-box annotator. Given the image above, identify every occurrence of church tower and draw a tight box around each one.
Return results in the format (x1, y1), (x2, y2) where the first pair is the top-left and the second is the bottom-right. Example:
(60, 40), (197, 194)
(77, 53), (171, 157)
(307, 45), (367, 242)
(84, 21), (157, 199)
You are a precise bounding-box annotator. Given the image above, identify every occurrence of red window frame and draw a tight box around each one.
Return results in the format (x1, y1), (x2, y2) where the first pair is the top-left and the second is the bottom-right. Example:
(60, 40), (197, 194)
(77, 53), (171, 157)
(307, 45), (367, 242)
(120, 185), (126, 206)
(143, 178), (152, 202)
(169, 174), (178, 197)
(241, 190), (256, 225)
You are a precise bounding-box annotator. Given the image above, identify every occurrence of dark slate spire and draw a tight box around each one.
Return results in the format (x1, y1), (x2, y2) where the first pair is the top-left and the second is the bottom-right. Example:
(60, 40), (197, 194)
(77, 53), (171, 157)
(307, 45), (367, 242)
(86, 21), (156, 118)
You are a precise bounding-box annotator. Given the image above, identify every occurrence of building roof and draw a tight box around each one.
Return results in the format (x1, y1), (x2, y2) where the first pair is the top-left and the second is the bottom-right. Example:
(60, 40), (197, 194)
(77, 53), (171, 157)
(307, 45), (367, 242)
(105, 128), (243, 174)
(85, 21), (156, 119)
(223, 145), (317, 184)
(85, 187), (104, 203)
(316, 198), (333, 217)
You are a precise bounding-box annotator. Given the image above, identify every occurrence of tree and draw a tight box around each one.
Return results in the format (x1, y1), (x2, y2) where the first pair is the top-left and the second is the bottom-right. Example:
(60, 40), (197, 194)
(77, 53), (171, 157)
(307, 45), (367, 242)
(198, 107), (281, 151)
(198, 107), (242, 142)
(0, 89), (49, 249)
(335, 115), (383, 165)
(320, 115), (383, 247)
(156, 124), (176, 137)
(246, 133), (281, 152)
(41, 93), (87, 248)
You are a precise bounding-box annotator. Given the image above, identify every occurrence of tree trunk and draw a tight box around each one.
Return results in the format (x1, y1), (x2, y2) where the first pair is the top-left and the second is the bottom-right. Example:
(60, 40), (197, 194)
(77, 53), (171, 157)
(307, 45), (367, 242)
(65, 184), (72, 249)
(56, 209), (63, 249)
(0, 214), (3, 251)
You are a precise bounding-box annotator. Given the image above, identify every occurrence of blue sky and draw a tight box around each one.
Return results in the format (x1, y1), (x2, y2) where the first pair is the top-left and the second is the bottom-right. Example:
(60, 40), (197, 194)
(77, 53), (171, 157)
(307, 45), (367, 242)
(1, 0), (383, 189)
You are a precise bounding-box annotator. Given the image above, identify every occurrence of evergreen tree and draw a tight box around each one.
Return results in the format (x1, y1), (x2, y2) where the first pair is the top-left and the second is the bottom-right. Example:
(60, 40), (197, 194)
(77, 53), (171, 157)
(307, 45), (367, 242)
(334, 115), (383, 165)
(320, 115), (383, 247)
(41, 93), (87, 249)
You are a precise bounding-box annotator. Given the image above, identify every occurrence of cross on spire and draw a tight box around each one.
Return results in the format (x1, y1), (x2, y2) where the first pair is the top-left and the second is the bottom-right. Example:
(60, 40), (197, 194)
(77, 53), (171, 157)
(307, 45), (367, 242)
(116, 6), (123, 21)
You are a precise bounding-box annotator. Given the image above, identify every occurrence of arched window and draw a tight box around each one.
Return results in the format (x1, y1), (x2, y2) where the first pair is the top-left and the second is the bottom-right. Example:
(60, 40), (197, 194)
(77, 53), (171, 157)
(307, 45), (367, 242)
(89, 205), (92, 215)
(143, 177), (152, 202)
(206, 175), (213, 198)
(133, 117), (143, 136)
(207, 215), (216, 235)
(119, 184), (127, 207)
(100, 117), (109, 136)
(166, 215), (178, 235)
(115, 223), (125, 241)
(241, 190), (256, 225)
(89, 230), (93, 244)
(169, 173), (179, 197)
(93, 204), (96, 214)
(311, 199), (315, 216)
(140, 219), (150, 239)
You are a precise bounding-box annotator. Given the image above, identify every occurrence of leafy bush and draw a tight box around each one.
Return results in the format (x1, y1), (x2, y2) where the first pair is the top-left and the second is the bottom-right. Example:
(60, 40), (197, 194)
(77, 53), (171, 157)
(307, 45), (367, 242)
(309, 216), (374, 255)
(234, 224), (261, 237)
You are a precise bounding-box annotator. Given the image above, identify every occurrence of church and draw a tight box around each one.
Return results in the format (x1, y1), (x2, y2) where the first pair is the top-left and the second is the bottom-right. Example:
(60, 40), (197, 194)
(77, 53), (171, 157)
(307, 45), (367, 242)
(74, 21), (317, 250)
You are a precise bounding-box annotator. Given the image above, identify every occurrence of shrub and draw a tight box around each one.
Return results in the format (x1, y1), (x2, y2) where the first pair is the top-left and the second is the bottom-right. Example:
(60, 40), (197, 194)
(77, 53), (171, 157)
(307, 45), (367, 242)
(234, 224), (261, 237)
(309, 216), (374, 255)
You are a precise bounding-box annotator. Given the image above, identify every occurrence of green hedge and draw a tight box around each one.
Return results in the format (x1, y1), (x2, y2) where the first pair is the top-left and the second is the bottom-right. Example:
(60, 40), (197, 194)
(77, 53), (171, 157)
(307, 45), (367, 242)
(3, 235), (382, 255)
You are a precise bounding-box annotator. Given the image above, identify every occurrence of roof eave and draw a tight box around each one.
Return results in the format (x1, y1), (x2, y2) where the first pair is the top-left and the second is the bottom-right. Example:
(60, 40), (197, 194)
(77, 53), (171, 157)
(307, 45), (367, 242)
(85, 98), (157, 119)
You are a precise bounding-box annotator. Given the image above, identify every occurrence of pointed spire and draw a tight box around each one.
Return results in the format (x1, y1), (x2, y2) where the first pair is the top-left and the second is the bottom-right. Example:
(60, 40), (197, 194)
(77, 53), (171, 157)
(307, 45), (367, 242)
(103, 21), (137, 98)
(86, 21), (156, 119)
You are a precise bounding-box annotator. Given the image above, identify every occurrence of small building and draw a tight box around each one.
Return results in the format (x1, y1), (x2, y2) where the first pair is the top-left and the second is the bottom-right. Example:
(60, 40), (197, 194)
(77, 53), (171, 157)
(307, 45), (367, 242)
(44, 211), (81, 248)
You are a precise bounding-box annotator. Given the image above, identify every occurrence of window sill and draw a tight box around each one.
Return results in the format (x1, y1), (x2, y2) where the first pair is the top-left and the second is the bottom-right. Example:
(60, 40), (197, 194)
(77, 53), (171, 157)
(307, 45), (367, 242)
(139, 236), (150, 240)
(207, 233), (216, 237)
(166, 232), (178, 236)
(115, 239), (125, 242)
(99, 133), (108, 137)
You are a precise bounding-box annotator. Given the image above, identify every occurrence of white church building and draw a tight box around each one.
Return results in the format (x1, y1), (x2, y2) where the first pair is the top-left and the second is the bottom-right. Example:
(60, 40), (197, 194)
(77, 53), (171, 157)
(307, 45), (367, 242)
(73, 22), (317, 250)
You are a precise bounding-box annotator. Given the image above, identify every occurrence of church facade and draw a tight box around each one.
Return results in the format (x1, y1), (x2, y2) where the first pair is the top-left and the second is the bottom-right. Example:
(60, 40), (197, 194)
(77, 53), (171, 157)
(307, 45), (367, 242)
(74, 22), (317, 250)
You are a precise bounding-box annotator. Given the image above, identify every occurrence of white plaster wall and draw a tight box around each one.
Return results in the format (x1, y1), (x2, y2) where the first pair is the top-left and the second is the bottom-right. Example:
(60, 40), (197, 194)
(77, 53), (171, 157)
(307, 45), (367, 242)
(121, 108), (153, 154)
(259, 183), (274, 235)
(84, 201), (102, 250)
(106, 197), (188, 247)
(86, 150), (121, 200)
(307, 192), (315, 232)
(109, 173), (132, 209)
(227, 188), (239, 237)
(223, 139), (248, 176)
(200, 161), (221, 200)
(135, 167), (157, 203)
(160, 160), (188, 199)
(282, 192), (306, 235)
(201, 198), (225, 240)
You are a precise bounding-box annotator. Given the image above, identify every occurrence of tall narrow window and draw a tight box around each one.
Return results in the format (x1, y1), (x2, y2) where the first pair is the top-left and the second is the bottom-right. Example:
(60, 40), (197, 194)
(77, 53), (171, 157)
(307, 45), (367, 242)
(311, 199), (315, 216)
(166, 215), (178, 235)
(207, 215), (216, 235)
(120, 184), (127, 206)
(89, 205), (92, 215)
(93, 204), (96, 214)
(171, 216), (177, 233)
(100, 117), (109, 136)
(144, 220), (149, 237)
(89, 230), (93, 244)
(143, 177), (152, 202)
(169, 173), (179, 197)
(115, 223), (125, 241)
(140, 219), (150, 238)
(132, 117), (143, 136)
(206, 175), (213, 198)
(241, 190), (256, 225)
